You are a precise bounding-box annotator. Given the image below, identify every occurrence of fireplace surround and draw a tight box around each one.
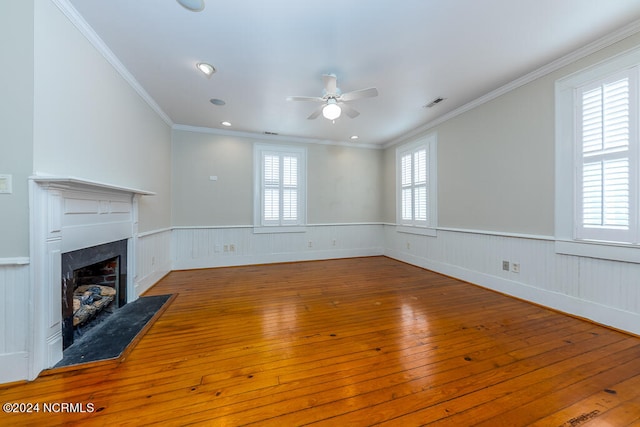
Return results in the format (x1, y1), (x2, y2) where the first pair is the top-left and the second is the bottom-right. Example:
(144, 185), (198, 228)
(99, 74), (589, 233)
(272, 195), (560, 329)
(29, 176), (153, 379)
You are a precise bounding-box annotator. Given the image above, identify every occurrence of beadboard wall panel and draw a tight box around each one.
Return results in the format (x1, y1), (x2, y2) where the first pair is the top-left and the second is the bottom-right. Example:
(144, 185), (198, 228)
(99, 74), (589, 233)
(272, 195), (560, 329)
(0, 262), (30, 383)
(172, 224), (385, 270)
(136, 229), (172, 296)
(383, 226), (640, 335)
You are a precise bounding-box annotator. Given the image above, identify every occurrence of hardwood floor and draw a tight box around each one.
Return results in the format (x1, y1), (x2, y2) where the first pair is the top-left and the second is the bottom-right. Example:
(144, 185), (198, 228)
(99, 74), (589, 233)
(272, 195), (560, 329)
(2, 256), (640, 426)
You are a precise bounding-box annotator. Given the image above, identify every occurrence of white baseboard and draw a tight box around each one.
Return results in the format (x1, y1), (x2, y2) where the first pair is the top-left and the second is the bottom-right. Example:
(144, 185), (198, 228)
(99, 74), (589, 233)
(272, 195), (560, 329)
(172, 224), (385, 271)
(0, 352), (29, 384)
(136, 269), (171, 296)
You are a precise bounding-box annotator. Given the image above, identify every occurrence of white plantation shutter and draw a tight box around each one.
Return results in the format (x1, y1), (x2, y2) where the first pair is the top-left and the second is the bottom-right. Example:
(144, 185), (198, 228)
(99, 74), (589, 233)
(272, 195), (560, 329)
(282, 156), (298, 221)
(263, 155), (280, 221)
(399, 145), (430, 226)
(401, 154), (413, 221)
(255, 145), (306, 228)
(576, 69), (638, 243)
(264, 189), (279, 221)
(414, 149), (427, 221)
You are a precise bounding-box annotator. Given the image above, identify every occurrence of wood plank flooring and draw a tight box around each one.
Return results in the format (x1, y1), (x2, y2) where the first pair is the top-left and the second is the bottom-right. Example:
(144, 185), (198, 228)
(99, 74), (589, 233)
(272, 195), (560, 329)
(2, 256), (640, 426)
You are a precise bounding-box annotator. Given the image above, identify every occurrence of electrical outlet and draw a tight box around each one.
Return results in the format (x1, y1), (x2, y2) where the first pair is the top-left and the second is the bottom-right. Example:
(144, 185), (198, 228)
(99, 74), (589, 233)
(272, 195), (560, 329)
(308, 241), (313, 248)
(512, 263), (520, 273)
(224, 245), (229, 252)
(406, 242), (411, 250)
(502, 260), (510, 271)
(332, 239), (336, 246)
(230, 244), (235, 252)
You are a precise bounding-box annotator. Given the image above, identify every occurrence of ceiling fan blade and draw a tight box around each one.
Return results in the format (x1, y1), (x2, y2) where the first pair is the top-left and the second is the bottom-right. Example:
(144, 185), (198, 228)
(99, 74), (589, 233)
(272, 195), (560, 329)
(307, 105), (324, 120)
(341, 104), (360, 118)
(287, 96), (325, 102)
(340, 87), (378, 102)
(322, 74), (338, 95)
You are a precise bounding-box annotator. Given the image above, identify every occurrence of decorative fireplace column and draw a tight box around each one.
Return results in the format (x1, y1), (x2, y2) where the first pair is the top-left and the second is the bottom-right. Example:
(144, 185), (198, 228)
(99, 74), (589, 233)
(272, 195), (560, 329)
(29, 176), (153, 379)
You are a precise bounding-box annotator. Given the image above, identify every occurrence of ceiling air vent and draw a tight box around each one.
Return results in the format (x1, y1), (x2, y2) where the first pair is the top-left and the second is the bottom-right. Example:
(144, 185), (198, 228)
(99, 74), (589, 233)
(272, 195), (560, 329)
(264, 131), (279, 136)
(424, 97), (445, 108)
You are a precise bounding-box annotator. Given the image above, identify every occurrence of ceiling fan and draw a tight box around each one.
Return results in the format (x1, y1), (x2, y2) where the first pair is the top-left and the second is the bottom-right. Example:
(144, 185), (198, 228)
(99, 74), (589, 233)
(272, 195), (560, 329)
(287, 74), (378, 121)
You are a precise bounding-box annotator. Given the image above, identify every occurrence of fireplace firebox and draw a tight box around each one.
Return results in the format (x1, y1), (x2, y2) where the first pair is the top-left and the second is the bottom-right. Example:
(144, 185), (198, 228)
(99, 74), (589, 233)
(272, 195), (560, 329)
(61, 239), (128, 350)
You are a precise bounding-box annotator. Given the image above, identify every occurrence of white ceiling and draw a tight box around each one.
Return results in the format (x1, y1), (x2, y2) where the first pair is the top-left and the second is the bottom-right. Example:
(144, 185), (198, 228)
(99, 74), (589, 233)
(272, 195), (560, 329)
(67, 0), (640, 146)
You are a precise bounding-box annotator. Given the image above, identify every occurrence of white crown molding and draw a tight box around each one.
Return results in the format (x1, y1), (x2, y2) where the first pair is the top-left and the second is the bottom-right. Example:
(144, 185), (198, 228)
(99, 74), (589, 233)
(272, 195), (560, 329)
(172, 124), (383, 150)
(48, 1), (640, 151)
(50, 0), (174, 127)
(383, 18), (640, 149)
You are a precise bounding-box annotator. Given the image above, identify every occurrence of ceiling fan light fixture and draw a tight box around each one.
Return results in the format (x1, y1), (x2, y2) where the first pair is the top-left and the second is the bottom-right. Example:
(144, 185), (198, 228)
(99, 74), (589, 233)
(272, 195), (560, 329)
(322, 100), (341, 120)
(177, 0), (205, 12)
(197, 62), (216, 78)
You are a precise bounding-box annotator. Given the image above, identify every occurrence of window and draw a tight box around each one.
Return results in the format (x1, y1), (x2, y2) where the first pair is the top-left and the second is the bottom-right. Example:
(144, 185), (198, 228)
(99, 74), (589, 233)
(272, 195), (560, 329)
(396, 134), (437, 234)
(556, 47), (640, 262)
(576, 71), (638, 243)
(254, 144), (306, 230)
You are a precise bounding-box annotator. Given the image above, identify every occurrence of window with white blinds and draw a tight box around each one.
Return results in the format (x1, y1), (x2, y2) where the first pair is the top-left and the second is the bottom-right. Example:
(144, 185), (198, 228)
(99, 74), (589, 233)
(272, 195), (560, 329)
(254, 144), (306, 228)
(575, 69), (639, 243)
(396, 134), (437, 229)
(555, 47), (640, 260)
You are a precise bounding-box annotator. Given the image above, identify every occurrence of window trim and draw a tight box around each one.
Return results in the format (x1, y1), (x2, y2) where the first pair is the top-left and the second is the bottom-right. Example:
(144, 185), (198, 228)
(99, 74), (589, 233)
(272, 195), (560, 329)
(395, 133), (438, 236)
(253, 144), (307, 232)
(555, 45), (640, 262)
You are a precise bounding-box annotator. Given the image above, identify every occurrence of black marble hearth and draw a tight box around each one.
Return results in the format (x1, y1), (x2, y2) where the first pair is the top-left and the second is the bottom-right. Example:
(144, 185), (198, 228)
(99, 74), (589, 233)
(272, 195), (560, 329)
(54, 294), (173, 368)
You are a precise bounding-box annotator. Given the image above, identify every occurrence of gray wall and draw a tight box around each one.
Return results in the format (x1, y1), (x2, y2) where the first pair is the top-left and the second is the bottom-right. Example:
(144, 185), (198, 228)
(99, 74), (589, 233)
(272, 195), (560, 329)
(307, 143), (383, 224)
(380, 79), (555, 235)
(171, 130), (253, 226)
(31, 0), (172, 233)
(0, 0), (34, 257)
(435, 79), (555, 236)
(383, 31), (640, 237)
(171, 129), (383, 226)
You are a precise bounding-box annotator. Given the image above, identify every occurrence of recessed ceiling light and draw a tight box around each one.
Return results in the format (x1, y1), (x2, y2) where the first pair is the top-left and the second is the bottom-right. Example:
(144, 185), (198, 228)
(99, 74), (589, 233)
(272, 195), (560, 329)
(176, 0), (205, 12)
(196, 62), (215, 78)
(350, 135), (359, 140)
(221, 121), (231, 127)
(210, 98), (226, 106)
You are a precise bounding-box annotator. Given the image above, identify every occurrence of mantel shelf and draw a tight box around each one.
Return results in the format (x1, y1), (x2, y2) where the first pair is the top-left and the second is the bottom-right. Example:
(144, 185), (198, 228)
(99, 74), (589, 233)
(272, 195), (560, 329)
(30, 174), (155, 196)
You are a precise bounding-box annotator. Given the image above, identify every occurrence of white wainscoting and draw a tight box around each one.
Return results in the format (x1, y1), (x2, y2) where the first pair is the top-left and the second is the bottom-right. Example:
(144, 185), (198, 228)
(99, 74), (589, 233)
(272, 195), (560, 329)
(172, 224), (385, 270)
(383, 225), (640, 336)
(4, 222), (640, 385)
(0, 261), (30, 384)
(136, 229), (172, 296)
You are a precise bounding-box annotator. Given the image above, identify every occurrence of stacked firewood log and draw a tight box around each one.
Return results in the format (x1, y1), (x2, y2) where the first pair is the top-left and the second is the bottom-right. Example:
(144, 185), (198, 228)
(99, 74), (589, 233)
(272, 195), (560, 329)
(72, 285), (116, 326)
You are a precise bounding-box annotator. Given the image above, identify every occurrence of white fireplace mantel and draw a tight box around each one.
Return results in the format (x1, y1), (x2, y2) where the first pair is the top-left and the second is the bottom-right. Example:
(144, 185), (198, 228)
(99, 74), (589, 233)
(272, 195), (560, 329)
(31, 175), (155, 197)
(28, 174), (154, 379)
